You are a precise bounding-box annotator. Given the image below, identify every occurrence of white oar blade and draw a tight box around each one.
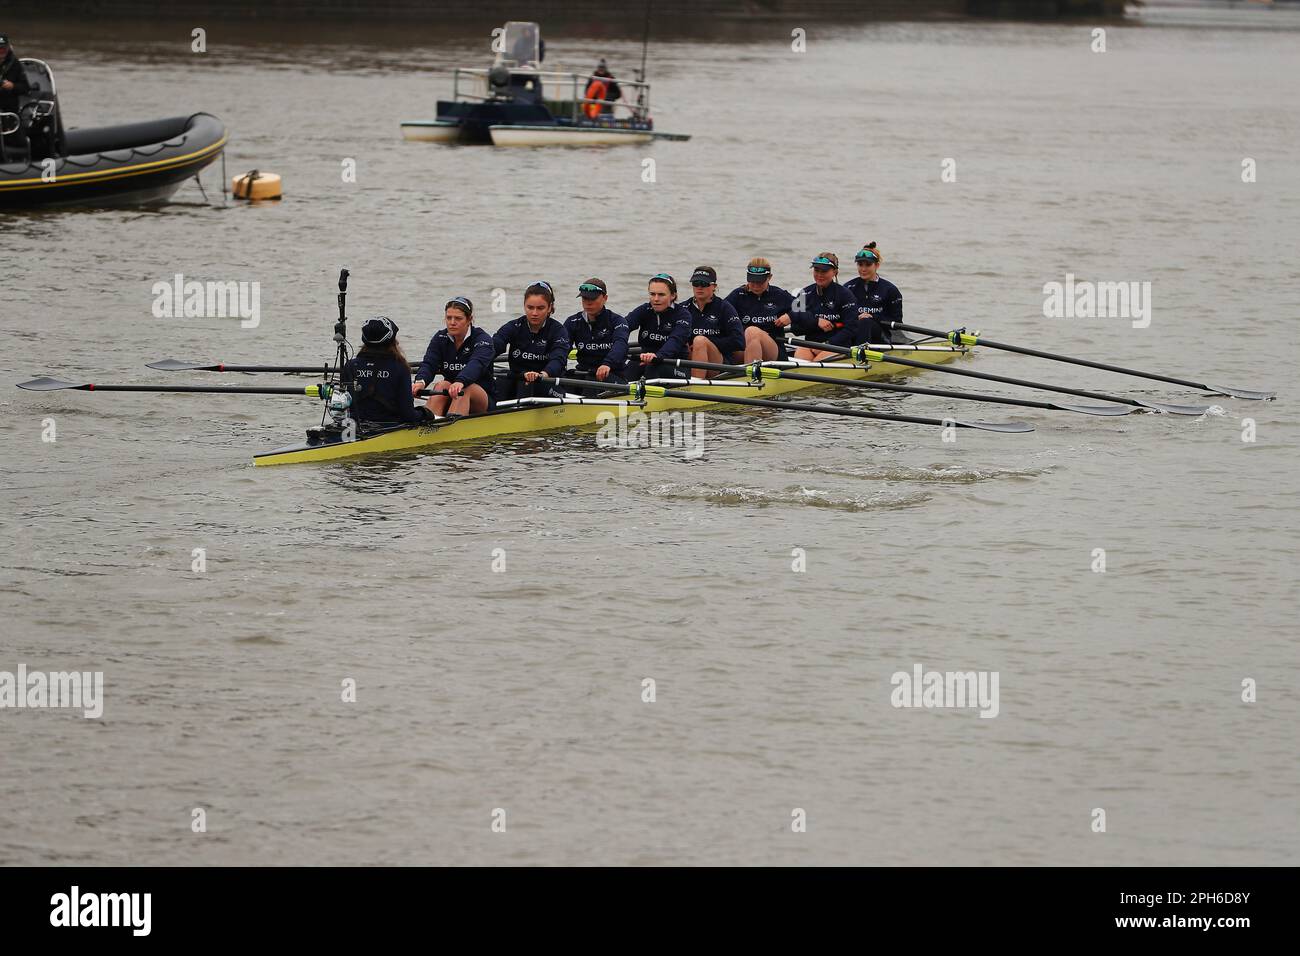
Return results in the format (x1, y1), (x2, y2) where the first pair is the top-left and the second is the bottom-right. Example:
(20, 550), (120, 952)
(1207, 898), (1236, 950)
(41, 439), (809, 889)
(1056, 403), (1133, 416)
(1206, 384), (1275, 401)
(1134, 400), (1212, 416)
(146, 359), (209, 371)
(16, 377), (79, 391)
(959, 420), (1035, 433)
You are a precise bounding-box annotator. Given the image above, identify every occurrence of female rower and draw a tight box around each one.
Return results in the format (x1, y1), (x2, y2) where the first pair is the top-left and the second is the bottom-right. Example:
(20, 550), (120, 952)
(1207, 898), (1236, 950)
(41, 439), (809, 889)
(492, 281), (571, 401)
(562, 277), (630, 385)
(681, 266), (744, 377)
(413, 296), (497, 417)
(625, 273), (693, 380)
(843, 242), (903, 345)
(342, 316), (434, 426)
(791, 252), (862, 362)
(724, 257), (795, 362)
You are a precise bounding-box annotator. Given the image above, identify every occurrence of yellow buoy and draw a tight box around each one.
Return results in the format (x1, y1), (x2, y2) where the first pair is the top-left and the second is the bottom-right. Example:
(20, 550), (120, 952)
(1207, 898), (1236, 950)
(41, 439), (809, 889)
(232, 169), (282, 201)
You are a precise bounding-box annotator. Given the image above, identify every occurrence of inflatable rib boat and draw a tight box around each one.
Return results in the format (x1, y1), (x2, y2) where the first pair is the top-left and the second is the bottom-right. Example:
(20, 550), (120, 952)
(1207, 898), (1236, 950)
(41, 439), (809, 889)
(0, 60), (227, 209)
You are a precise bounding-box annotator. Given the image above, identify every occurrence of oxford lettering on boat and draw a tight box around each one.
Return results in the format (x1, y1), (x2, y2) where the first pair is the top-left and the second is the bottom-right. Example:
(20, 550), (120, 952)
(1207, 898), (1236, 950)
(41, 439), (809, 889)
(0, 664), (103, 718)
(151, 272), (261, 329)
(49, 886), (151, 936)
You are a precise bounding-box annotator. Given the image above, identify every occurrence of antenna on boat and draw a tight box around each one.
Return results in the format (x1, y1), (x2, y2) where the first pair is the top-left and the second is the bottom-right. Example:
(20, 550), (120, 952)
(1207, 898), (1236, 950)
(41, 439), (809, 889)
(636, 0), (652, 112)
(334, 268), (350, 363)
(320, 268), (355, 433)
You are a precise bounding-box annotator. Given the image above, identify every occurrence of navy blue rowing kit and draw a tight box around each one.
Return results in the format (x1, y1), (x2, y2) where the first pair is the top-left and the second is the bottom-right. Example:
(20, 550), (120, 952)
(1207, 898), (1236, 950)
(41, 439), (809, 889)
(681, 295), (745, 361)
(342, 349), (430, 425)
(845, 275), (903, 344)
(627, 301), (693, 378)
(790, 280), (861, 346)
(627, 302), (693, 359)
(492, 315), (571, 377)
(415, 326), (498, 404)
(724, 284), (795, 357)
(491, 315), (571, 401)
(563, 307), (630, 379)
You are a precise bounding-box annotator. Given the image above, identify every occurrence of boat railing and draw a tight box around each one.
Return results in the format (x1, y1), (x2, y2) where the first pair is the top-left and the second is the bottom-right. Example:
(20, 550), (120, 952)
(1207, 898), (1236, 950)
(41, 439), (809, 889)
(451, 67), (651, 124)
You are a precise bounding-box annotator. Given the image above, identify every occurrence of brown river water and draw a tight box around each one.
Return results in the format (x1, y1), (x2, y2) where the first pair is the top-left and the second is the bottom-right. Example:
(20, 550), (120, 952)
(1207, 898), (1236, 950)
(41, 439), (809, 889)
(1, 7), (1297, 865)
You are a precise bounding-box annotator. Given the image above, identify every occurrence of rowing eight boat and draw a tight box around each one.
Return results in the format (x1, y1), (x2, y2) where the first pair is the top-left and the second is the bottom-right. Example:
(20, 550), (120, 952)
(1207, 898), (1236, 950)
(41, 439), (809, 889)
(251, 344), (968, 466)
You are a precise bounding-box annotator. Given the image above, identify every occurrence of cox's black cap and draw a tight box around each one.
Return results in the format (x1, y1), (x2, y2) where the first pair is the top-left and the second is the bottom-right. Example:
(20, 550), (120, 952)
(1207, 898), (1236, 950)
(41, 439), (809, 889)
(577, 278), (607, 299)
(690, 266), (717, 286)
(361, 315), (398, 344)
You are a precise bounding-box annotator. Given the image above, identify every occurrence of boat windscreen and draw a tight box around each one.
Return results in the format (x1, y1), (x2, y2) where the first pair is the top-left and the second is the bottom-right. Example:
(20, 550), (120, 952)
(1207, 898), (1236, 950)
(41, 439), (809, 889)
(499, 21), (540, 67)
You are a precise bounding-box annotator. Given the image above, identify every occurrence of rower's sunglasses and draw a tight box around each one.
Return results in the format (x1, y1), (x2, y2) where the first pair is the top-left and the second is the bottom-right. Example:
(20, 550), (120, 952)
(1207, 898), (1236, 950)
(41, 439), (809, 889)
(690, 280), (713, 287)
(578, 283), (604, 294)
(855, 252), (879, 263)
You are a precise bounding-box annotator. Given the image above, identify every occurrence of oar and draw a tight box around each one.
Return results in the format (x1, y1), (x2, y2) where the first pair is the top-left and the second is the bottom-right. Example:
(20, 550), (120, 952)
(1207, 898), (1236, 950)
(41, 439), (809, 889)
(492, 346), (645, 365)
(787, 338), (1212, 416)
(883, 321), (1275, 401)
(17, 377), (327, 396)
(551, 377), (1033, 433)
(148, 359), (353, 373)
(663, 358), (1132, 417)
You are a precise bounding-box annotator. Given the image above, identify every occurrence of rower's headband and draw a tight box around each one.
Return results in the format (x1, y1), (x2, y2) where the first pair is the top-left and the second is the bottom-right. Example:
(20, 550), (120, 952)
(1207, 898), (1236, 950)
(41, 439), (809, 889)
(445, 296), (474, 317)
(650, 273), (677, 295)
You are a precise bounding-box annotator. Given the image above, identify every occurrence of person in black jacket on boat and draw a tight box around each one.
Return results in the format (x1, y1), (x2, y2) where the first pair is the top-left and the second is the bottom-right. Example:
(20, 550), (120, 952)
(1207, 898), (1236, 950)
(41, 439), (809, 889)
(0, 35), (32, 158)
(342, 317), (434, 427)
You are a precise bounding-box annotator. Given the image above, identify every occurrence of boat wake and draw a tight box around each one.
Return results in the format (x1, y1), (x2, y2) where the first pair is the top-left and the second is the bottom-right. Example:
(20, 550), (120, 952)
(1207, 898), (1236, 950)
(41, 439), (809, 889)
(649, 482), (933, 512)
(787, 462), (1055, 483)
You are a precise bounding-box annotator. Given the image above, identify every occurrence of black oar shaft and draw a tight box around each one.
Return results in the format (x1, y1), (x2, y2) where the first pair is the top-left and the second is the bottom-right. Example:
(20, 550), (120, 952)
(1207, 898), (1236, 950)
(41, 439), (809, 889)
(788, 338), (1147, 408)
(886, 321), (1272, 398)
(656, 387), (982, 428)
(87, 384), (316, 394)
(666, 358), (1062, 411)
(16, 377), (321, 395)
(550, 377), (1029, 431)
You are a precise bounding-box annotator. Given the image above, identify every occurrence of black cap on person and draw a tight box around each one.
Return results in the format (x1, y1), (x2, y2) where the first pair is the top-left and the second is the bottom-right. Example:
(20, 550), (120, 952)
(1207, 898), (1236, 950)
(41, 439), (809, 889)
(361, 316), (398, 345)
(690, 266), (717, 285)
